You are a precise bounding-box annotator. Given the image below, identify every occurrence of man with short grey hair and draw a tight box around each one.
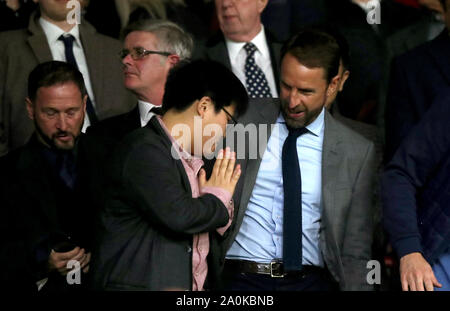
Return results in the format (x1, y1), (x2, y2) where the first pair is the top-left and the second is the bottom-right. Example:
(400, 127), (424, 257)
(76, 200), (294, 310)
(87, 19), (194, 140)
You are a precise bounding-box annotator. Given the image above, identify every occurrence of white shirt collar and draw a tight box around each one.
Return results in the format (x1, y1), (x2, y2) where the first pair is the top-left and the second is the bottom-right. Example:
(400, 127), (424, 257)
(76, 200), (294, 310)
(138, 100), (158, 127)
(277, 107), (325, 137)
(225, 25), (270, 60)
(39, 17), (82, 48)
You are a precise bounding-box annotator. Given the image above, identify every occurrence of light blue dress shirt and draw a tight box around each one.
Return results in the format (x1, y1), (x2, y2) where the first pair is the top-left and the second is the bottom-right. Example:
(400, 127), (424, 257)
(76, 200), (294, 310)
(227, 108), (325, 267)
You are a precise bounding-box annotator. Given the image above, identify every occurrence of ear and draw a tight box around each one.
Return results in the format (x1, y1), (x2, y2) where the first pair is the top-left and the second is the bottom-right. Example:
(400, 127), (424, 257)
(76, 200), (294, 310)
(326, 75), (340, 98)
(167, 54), (180, 67)
(339, 70), (350, 92)
(82, 94), (88, 112)
(196, 96), (212, 118)
(26, 97), (35, 121)
(258, 0), (269, 13)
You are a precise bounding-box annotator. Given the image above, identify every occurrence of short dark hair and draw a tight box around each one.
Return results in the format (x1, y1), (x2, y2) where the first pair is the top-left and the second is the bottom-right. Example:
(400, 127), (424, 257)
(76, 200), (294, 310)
(317, 26), (350, 71)
(162, 60), (248, 117)
(28, 61), (87, 101)
(281, 28), (341, 83)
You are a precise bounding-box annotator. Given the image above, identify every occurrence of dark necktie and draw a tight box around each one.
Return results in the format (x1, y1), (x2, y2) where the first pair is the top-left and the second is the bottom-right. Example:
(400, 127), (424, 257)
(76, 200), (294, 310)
(282, 126), (308, 271)
(150, 106), (163, 116)
(58, 34), (98, 124)
(57, 151), (77, 190)
(243, 42), (272, 98)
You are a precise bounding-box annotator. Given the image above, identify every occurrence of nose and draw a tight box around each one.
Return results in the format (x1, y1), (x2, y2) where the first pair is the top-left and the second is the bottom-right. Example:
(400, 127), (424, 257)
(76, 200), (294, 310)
(287, 88), (301, 109)
(221, 0), (233, 8)
(122, 52), (133, 66)
(56, 114), (68, 131)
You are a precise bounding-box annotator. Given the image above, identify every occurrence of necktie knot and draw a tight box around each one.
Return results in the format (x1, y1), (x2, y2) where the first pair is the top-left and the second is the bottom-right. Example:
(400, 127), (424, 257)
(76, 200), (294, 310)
(150, 106), (163, 116)
(243, 42), (257, 57)
(287, 126), (308, 139)
(58, 34), (75, 48)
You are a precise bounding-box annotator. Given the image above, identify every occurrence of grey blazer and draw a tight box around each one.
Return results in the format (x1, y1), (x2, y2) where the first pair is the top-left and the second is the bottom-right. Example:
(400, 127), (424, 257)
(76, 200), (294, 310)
(0, 12), (135, 156)
(210, 98), (376, 291)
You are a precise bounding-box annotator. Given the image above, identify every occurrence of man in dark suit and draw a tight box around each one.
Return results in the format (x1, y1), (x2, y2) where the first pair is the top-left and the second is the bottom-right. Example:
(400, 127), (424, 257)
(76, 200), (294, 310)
(87, 19), (193, 142)
(385, 0), (450, 162)
(196, 0), (281, 98)
(209, 29), (377, 291)
(0, 0), (135, 156)
(0, 61), (106, 292)
(90, 60), (249, 291)
(382, 89), (450, 291)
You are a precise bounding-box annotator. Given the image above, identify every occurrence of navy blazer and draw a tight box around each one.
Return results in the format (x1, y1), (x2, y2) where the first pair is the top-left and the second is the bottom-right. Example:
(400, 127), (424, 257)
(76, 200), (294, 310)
(382, 90), (450, 263)
(385, 30), (450, 162)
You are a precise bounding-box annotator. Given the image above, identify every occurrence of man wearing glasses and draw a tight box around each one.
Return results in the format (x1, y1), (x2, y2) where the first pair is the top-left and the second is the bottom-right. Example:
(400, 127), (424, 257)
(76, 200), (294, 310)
(87, 19), (194, 141)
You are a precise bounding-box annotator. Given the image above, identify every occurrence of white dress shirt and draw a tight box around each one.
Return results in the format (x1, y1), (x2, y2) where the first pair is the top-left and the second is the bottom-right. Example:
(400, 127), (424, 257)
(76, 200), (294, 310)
(138, 100), (159, 127)
(225, 26), (278, 98)
(227, 108), (325, 266)
(39, 18), (96, 131)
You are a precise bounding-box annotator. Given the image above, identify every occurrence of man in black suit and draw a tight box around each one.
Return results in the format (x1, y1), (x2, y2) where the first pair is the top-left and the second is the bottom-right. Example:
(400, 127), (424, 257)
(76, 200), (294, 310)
(385, 0), (450, 162)
(196, 0), (281, 98)
(383, 89), (450, 291)
(90, 60), (249, 291)
(0, 61), (106, 292)
(87, 19), (193, 142)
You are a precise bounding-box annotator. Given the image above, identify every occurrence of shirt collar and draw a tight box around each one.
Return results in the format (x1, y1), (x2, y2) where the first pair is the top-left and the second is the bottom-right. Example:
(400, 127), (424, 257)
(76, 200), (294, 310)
(39, 17), (82, 47)
(225, 25), (269, 60)
(138, 100), (156, 119)
(156, 116), (204, 172)
(277, 107), (325, 137)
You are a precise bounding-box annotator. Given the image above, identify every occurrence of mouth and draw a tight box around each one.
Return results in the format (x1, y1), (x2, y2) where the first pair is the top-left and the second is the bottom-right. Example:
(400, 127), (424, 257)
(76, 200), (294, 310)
(54, 133), (71, 142)
(287, 111), (305, 119)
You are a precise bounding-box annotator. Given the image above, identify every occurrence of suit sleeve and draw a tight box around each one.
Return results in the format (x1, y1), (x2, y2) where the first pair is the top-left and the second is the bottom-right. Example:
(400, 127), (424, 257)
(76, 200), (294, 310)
(341, 140), (377, 291)
(382, 93), (450, 259)
(0, 34), (8, 157)
(118, 139), (230, 235)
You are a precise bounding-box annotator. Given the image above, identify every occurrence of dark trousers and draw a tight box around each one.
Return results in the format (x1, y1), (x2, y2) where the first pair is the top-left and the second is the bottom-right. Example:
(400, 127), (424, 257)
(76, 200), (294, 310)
(223, 263), (339, 291)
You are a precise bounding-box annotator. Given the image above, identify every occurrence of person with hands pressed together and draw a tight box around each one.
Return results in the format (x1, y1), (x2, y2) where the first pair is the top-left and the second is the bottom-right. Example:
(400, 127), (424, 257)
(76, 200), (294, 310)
(90, 59), (248, 291)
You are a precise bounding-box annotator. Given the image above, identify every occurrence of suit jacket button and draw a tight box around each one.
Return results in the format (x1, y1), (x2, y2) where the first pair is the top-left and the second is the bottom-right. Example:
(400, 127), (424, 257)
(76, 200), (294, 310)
(187, 246), (192, 253)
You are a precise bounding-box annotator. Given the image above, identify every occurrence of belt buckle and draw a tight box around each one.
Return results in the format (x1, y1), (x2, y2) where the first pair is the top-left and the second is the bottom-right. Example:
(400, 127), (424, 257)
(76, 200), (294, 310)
(270, 261), (284, 278)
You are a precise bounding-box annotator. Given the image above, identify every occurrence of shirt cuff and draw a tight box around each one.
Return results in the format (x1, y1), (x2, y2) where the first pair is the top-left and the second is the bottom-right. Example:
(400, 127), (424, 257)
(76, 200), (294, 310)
(200, 186), (234, 236)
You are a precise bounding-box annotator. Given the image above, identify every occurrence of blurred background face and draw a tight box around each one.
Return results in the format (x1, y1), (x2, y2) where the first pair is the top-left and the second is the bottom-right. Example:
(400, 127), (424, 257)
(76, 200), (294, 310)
(34, 0), (75, 22)
(280, 53), (335, 128)
(215, 0), (268, 42)
(26, 82), (86, 150)
(122, 31), (172, 103)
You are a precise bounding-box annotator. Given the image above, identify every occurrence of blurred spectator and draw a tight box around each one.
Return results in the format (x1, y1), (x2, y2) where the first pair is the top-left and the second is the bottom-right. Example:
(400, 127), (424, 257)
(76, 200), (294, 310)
(196, 0), (281, 99)
(261, 0), (328, 42)
(0, 0), (135, 156)
(85, 0), (208, 41)
(0, 0), (36, 31)
(326, 0), (423, 124)
(384, 0), (449, 162)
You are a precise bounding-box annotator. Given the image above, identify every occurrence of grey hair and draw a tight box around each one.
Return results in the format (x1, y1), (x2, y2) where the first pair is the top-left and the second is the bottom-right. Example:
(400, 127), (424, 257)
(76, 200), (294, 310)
(122, 19), (194, 60)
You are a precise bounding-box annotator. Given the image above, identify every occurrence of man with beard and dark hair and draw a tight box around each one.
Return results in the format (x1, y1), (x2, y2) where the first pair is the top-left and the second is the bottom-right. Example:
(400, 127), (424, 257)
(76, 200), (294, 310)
(0, 61), (106, 292)
(209, 28), (377, 291)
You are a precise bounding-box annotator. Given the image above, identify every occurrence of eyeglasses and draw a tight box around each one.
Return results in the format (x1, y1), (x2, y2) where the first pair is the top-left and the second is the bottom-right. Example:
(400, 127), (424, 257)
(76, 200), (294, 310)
(119, 47), (172, 60)
(222, 107), (238, 125)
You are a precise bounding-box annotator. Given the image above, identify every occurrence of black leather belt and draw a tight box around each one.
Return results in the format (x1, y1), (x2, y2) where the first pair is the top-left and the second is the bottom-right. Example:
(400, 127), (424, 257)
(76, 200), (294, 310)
(225, 259), (324, 278)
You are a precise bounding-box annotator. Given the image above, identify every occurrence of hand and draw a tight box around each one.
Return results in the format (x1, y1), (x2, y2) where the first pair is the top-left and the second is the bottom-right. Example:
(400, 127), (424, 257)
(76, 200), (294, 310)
(48, 247), (89, 276)
(400, 252), (442, 291)
(198, 147), (241, 195)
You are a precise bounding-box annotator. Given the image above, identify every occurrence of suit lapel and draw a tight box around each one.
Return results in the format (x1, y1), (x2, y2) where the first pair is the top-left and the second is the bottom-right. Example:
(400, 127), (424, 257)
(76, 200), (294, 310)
(321, 112), (343, 230)
(17, 138), (60, 228)
(79, 22), (105, 114)
(26, 14), (53, 64)
(206, 34), (232, 69)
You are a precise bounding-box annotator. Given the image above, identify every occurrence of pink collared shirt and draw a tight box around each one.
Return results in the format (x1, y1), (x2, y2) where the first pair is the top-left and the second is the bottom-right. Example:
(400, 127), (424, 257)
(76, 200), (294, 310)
(157, 117), (234, 291)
